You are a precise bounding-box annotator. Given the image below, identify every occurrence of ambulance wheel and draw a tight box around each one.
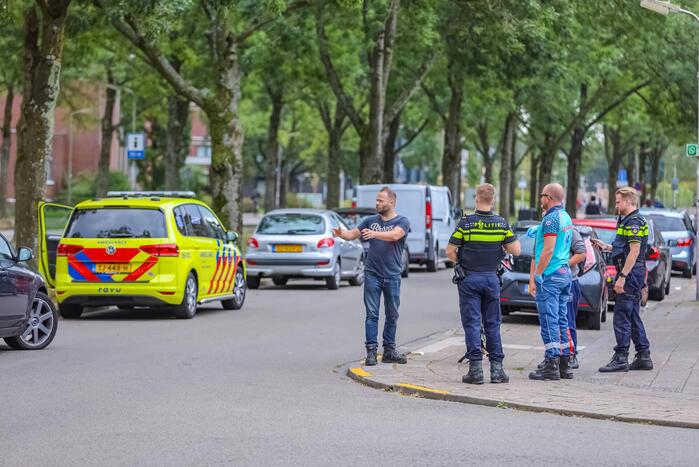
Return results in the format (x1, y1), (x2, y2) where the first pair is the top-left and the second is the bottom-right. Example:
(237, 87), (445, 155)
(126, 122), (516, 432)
(59, 303), (83, 319)
(173, 273), (198, 319)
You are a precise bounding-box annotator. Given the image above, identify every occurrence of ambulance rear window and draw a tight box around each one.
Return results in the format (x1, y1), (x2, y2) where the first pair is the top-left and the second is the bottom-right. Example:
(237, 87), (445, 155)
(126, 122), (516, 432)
(65, 208), (167, 238)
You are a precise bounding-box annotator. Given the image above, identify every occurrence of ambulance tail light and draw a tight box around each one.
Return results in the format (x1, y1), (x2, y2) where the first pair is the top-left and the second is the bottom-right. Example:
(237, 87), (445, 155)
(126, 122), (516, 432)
(425, 199), (433, 229)
(57, 244), (83, 257)
(647, 246), (660, 260)
(677, 237), (693, 247)
(140, 244), (179, 257)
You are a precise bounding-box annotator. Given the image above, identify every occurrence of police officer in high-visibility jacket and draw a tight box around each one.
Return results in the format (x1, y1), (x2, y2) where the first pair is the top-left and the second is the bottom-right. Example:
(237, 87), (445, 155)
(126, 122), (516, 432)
(592, 187), (653, 372)
(446, 184), (521, 385)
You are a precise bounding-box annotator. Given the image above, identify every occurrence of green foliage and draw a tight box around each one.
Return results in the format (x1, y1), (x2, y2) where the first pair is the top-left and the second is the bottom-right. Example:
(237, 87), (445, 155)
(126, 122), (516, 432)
(55, 171), (130, 204)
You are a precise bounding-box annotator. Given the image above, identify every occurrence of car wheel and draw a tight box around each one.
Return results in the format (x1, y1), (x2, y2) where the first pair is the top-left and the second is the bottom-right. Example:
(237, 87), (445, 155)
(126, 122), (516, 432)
(665, 274), (671, 295)
(326, 261), (341, 290)
(246, 275), (261, 289)
(173, 272), (198, 319)
(587, 310), (601, 330)
(349, 256), (365, 286)
(649, 278), (666, 301)
(426, 244), (438, 272)
(272, 276), (288, 286)
(4, 292), (58, 350)
(222, 267), (246, 310)
(58, 303), (83, 319)
(682, 266), (692, 279)
(401, 249), (410, 278)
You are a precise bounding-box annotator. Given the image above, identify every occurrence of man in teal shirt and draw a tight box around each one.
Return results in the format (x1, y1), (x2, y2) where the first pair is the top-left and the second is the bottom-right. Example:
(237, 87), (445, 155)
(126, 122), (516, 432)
(528, 183), (574, 381)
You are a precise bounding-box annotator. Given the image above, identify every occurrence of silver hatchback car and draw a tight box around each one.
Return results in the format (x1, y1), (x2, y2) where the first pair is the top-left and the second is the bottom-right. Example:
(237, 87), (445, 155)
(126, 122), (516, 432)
(245, 209), (365, 290)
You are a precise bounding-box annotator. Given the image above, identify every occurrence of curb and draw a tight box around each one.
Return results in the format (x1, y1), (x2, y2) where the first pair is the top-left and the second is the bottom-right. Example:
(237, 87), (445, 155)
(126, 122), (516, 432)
(346, 366), (699, 430)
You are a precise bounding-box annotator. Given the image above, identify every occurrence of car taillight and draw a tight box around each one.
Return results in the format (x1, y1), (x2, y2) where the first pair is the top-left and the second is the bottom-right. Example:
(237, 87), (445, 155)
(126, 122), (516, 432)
(425, 199), (433, 229)
(247, 237), (259, 249)
(606, 265), (617, 277)
(317, 238), (335, 248)
(351, 200), (357, 208)
(677, 237), (693, 247)
(57, 244), (83, 256)
(647, 246), (659, 260)
(140, 244), (179, 257)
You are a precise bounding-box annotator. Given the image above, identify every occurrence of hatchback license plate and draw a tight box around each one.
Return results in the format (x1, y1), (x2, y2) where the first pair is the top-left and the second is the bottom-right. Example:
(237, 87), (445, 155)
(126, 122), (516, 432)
(95, 263), (131, 274)
(275, 244), (302, 253)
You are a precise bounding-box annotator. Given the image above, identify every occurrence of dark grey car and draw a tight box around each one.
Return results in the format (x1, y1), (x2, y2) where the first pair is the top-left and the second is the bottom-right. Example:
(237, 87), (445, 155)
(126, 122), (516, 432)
(499, 223), (608, 330)
(0, 233), (58, 350)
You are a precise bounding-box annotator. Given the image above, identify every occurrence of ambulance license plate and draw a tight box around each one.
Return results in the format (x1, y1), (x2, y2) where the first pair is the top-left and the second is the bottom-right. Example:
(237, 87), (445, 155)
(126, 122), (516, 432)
(96, 263), (131, 274)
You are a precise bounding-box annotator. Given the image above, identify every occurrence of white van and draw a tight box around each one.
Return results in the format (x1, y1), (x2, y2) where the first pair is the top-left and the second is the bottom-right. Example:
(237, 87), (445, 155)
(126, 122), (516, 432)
(354, 184), (458, 271)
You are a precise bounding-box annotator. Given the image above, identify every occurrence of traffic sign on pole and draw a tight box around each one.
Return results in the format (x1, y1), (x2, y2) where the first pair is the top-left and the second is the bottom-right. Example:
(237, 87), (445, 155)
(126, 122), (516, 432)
(126, 132), (145, 160)
(686, 143), (698, 157)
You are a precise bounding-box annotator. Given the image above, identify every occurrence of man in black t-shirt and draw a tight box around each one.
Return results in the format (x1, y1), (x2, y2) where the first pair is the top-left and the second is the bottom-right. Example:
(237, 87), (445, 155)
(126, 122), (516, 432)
(333, 187), (410, 366)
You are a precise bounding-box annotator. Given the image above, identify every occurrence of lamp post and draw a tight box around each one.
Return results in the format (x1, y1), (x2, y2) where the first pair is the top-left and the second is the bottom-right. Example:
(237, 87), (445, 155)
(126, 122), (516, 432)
(640, 0), (699, 300)
(67, 108), (91, 205)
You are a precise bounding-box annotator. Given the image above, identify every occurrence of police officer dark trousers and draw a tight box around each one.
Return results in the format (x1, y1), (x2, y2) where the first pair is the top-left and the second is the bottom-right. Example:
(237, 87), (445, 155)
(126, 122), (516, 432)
(593, 188), (653, 373)
(446, 184), (521, 385)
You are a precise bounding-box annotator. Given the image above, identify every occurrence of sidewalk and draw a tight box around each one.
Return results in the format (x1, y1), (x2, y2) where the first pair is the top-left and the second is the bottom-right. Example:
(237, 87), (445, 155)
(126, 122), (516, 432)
(347, 277), (699, 428)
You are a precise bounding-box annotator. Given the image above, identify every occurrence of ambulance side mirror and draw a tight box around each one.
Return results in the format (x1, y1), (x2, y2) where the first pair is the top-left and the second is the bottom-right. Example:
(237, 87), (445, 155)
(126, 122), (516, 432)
(226, 231), (239, 243)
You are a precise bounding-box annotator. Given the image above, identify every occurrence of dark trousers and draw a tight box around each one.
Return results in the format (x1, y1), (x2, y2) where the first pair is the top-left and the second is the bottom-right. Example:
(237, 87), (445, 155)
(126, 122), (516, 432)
(613, 267), (650, 354)
(364, 271), (401, 350)
(567, 278), (581, 355)
(458, 272), (504, 362)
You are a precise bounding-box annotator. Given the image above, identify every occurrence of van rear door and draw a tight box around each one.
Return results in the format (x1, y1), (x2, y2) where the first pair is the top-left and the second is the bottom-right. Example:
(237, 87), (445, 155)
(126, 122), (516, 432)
(38, 202), (73, 288)
(430, 187), (454, 258)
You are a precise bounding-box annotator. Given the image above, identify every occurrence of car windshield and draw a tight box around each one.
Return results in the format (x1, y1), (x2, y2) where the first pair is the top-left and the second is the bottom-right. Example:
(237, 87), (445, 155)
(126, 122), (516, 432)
(645, 215), (686, 232)
(515, 230), (536, 256)
(257, 214), (326, 235)
(65, 208), (168, 238)
(592, 227), (617, 244)
(336, 212), (373, 229)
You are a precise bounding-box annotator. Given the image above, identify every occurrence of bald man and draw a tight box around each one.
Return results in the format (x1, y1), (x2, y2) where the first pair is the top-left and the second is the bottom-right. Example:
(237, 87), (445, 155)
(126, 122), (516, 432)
(528, 183), (574, 381)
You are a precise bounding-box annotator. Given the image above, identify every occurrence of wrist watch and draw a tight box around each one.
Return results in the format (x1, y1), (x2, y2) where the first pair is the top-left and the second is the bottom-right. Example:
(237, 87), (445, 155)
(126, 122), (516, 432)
(618, 272), (627, 279)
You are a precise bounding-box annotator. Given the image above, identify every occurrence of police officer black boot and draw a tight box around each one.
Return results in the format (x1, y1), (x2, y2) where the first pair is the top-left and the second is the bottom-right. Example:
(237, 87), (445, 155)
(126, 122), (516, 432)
(462, 360), (484, 385)
(365, 347), (377, 366)
(559, 355), (574, 379)
(382, 347), (407, 364)
(528, 357), (561, 381)
(629, 351), (653, 370)
(490, 361), (509, 383)
(598, 351), (629, 372)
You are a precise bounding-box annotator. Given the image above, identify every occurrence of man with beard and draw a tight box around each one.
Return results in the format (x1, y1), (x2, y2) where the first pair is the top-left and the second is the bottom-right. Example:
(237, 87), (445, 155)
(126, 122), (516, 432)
(332, 187), (410, 366)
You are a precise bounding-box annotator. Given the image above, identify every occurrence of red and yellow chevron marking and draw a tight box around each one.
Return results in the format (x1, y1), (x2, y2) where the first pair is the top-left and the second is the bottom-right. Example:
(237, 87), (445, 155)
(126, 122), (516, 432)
(67, 248), (157, 283)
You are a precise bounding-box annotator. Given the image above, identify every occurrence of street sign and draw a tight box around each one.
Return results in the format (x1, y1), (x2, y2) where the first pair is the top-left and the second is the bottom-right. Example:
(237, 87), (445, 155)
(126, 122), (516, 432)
(686, 143), (698, 157)
(518, 179), (527, 189)
(616, 168), (628, 187)
(127, 132), (145, 160)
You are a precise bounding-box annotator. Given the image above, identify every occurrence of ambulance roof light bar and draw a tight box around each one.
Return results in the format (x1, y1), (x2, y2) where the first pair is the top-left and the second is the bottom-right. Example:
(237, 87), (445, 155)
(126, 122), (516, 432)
(106, 191), (197, 199)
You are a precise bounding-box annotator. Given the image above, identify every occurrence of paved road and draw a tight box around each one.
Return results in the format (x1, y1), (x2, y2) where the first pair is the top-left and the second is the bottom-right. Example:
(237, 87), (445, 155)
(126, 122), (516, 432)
(2, 269), (698, 466)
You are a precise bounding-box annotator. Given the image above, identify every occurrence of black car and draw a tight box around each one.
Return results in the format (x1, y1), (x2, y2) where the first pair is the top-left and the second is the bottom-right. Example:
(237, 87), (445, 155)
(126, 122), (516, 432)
(0, 233), (58, 350)
(334, 207), (410, 278)
(499, 222), (608, 330)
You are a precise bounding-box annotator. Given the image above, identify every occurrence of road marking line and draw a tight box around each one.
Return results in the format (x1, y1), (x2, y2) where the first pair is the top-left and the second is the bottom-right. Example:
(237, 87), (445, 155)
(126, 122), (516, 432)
(350, 367), (372, 377)
(397, 383), (450, 395)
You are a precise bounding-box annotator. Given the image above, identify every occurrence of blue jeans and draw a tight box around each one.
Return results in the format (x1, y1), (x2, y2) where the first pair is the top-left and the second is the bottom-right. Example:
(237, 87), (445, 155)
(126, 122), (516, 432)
(457, 272), (504, 362)
(364, 271), (401, 350)
(567, 278), (581, 355)
(535, 266), (571, 358)
(613, 266), (650, 354)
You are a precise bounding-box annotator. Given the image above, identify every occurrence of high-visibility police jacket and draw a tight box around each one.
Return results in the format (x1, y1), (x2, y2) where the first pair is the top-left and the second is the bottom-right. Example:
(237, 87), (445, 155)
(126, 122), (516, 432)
(611, 209), (649, 269)
(448, 210), (517, 273)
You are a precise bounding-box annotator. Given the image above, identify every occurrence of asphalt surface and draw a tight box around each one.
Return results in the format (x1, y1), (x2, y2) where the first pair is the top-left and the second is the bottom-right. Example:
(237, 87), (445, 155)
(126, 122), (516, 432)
(2, 268), (698, 466)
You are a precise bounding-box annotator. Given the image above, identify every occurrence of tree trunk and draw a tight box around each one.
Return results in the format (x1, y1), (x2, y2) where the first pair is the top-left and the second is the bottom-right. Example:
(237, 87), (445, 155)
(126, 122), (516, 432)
(529, 153), (539, 210)
(538, 132), (556, 189)
(0, 84), (14, 218)
(95, 73), (117, 197)
(638, 141), (648, 203)
(15, 1), (71, 259)
(164, 93), (190, 190)
(326, 104), (346, 209)
(604, 125), (623, 213)
(509, 128), (517, 217)
(476, 123), (494, 183)
(441, 64), (464, 204)
(499, 112), (515, 216)
(648, 143), (664, 201)
(565, 125), (585, 215)
(362, 45), (385, 184)
(264, 87), (283, 211)
(383, 110), (401, 183)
